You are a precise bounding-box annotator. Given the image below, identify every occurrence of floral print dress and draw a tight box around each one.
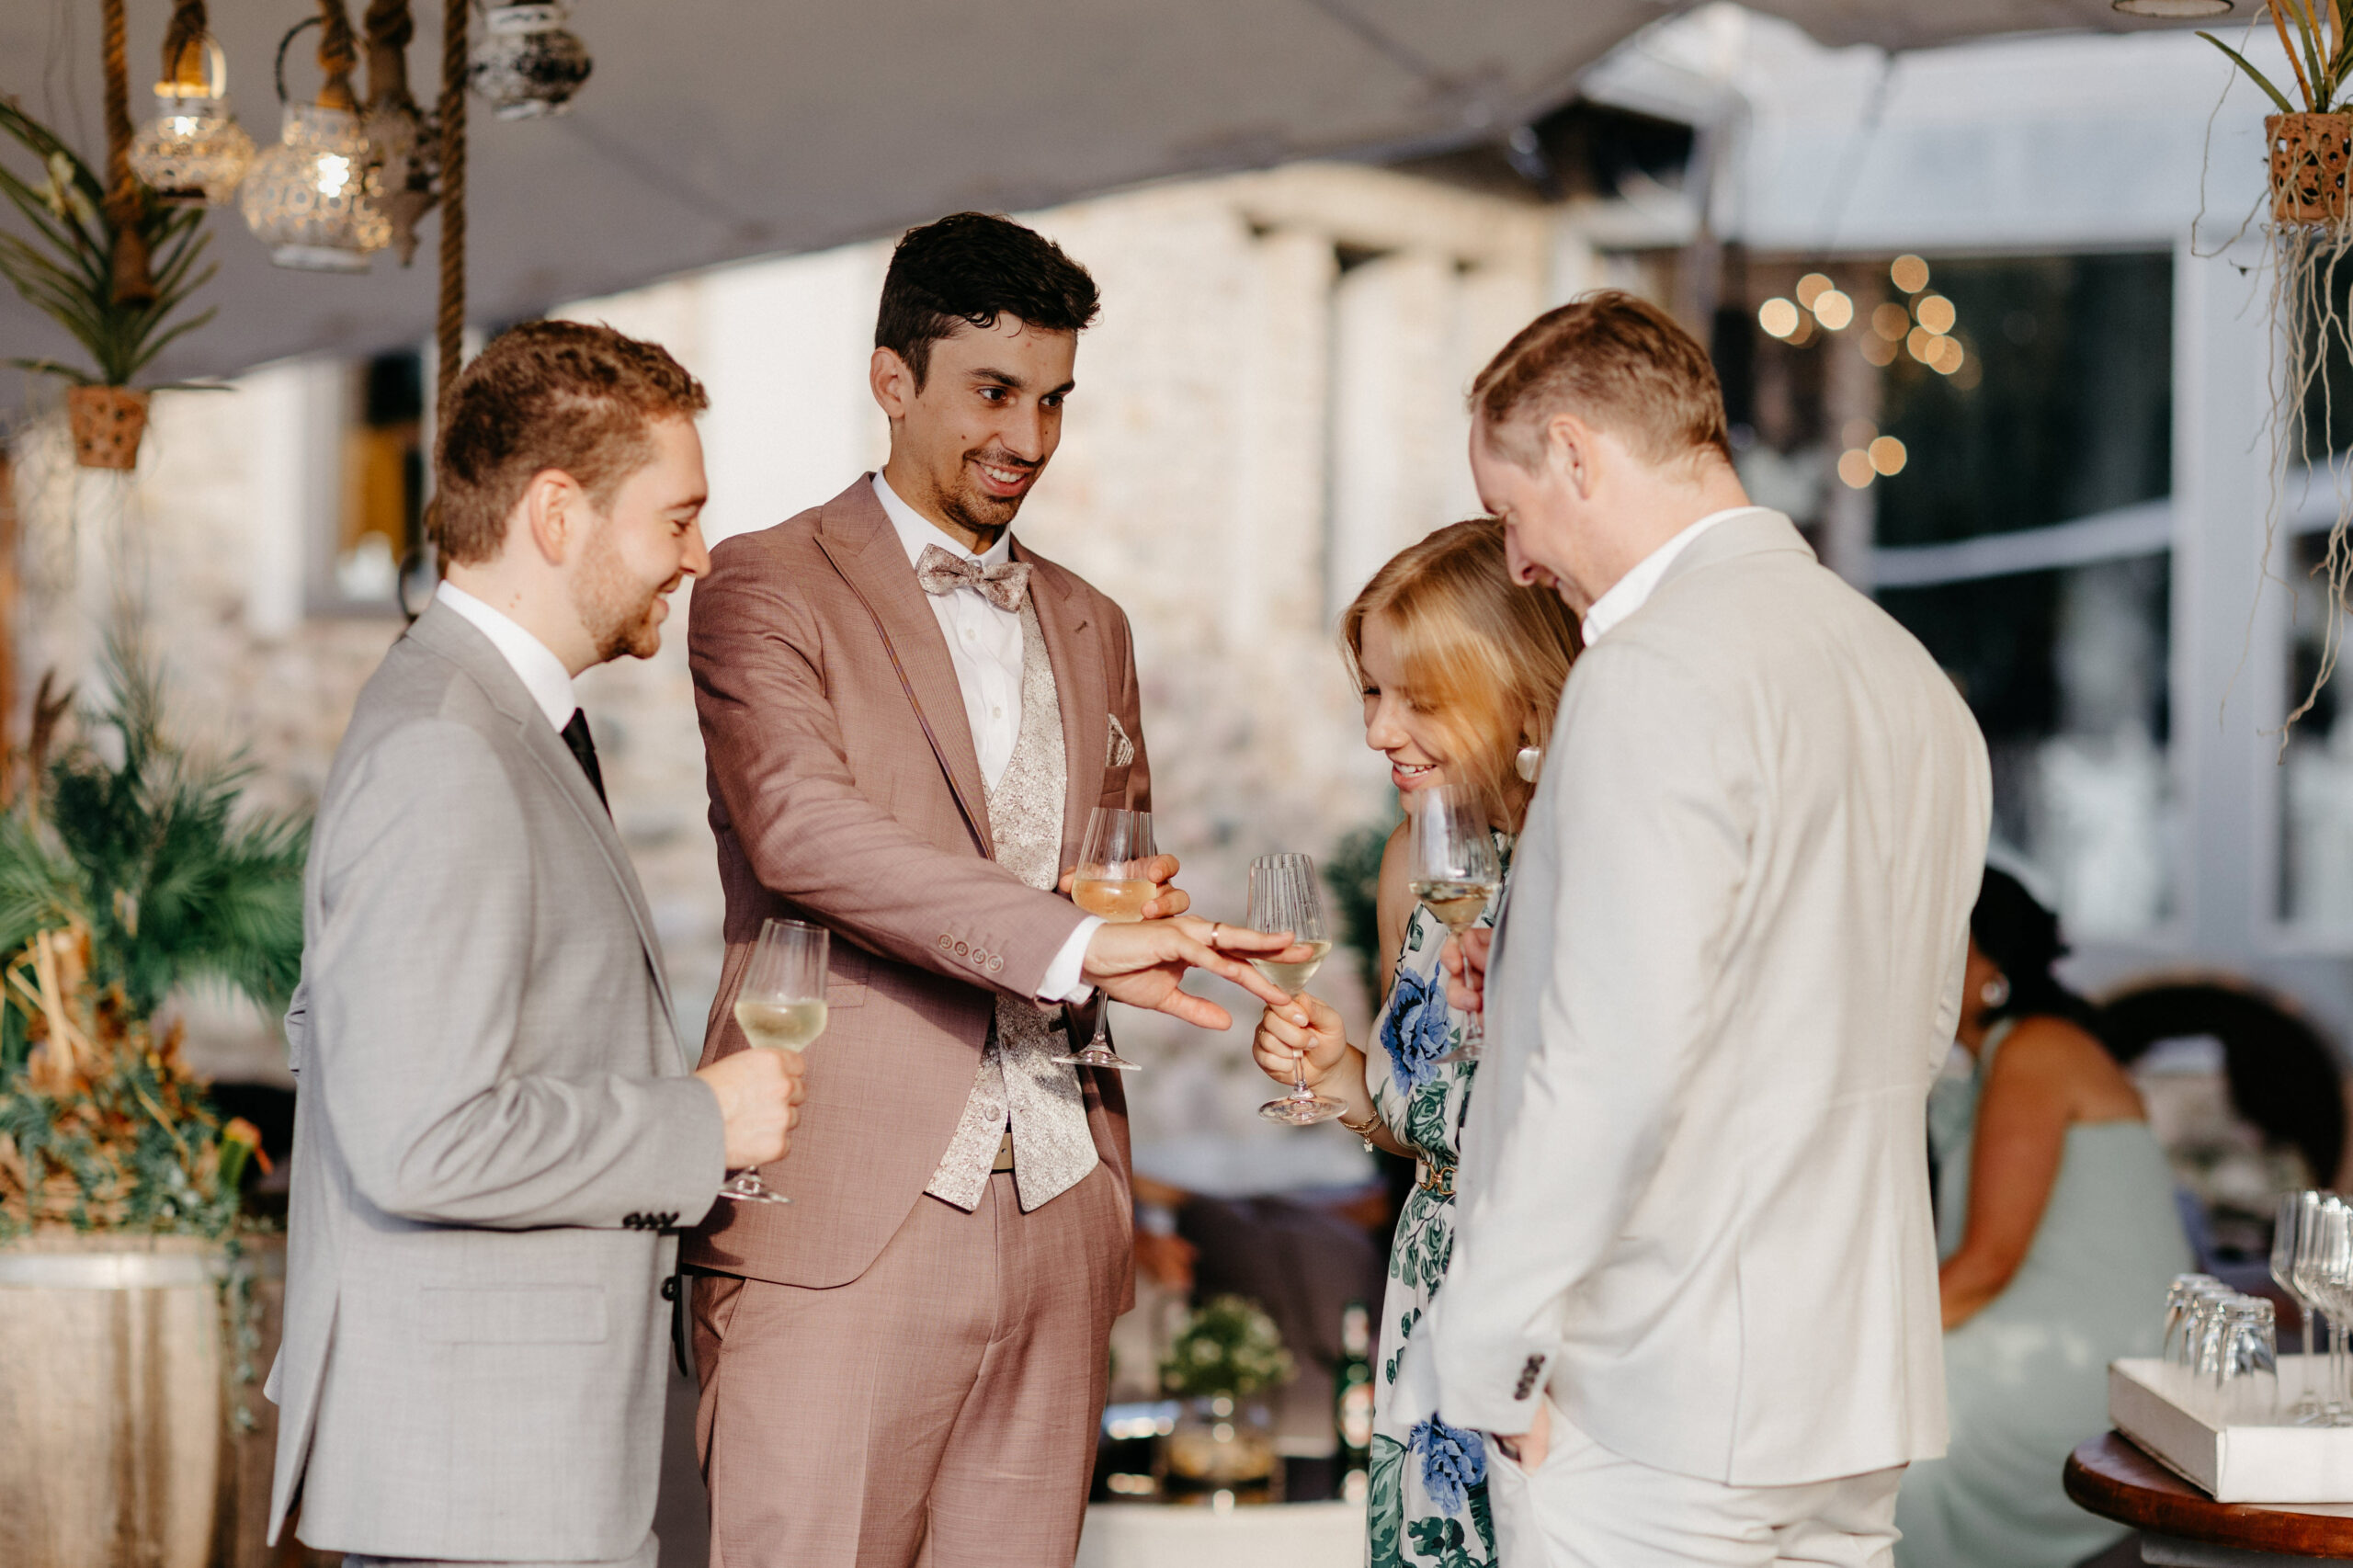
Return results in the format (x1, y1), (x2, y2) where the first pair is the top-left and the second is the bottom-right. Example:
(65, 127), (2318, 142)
(1361, 833), (1507, 1568)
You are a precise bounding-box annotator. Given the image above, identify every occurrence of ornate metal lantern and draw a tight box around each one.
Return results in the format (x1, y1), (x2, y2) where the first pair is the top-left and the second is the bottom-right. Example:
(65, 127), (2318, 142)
(240, 6), (391, 272)
(469, 4), (593, 120)
(126, 6), (255, 206)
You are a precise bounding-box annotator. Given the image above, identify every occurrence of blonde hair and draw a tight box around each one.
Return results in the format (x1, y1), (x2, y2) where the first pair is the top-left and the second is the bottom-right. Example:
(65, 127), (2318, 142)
(1340, 519), (1582, 833)
(1470, 290), (1730, 471)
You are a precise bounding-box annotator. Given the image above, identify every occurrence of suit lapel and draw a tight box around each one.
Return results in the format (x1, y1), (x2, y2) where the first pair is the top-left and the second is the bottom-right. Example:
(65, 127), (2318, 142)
(813, 478), (995, 858)
(1017, 542), (1108, 865)
(406, 603), (679, 1035)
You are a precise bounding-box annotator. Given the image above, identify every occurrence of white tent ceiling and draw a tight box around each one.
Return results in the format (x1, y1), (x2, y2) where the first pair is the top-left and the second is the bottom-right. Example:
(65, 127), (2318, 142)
(0, 0), (2204, 387)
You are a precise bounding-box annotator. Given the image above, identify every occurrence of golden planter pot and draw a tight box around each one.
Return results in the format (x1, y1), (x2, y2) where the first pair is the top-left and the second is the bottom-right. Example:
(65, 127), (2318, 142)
(65, 385), (151, 471)
(2269, 112), (2353, 226)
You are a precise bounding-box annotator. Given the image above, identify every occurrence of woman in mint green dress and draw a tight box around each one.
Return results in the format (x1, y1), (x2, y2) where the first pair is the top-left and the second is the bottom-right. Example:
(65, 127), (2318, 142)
(1895, 869), (2193, 1568)
(1249, 520), (1580, 1568)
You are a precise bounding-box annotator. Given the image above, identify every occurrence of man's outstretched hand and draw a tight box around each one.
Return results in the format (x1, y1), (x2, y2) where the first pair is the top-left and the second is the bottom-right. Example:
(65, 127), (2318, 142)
(1082, 915), (1306, 1029)
(1440, 928), (1492, 1018)
(1060, 853), (1189, 919)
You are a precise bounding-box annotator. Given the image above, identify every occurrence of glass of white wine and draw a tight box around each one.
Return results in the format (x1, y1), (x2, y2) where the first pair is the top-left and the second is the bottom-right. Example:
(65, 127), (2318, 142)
(1251, 852), (1345, 1126)
(717, 917), (828, 1205)
(1054, 806), (1155, 1072)
(1407, 785), (1500, 1062)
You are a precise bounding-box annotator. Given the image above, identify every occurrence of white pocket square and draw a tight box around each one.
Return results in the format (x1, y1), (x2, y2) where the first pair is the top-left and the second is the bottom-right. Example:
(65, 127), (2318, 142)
(1106, 714), (1135, 768)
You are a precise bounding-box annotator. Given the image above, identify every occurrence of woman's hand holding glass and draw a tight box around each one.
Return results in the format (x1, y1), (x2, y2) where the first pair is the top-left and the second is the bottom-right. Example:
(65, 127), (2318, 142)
(1251, 989), (1351, 1092)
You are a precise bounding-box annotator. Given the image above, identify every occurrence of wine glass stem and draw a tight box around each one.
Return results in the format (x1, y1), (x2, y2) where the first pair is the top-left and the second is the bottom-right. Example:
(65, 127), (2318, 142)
(1290, 995), (1313, 1096)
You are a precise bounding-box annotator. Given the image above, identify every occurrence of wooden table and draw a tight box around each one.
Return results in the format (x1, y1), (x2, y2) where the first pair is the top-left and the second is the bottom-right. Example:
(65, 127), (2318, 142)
(2066, 1432), (2353, 1563)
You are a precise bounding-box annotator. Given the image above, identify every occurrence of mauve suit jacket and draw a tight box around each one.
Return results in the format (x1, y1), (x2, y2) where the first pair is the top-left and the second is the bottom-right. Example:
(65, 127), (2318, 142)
(683, 476), (1140, 1301)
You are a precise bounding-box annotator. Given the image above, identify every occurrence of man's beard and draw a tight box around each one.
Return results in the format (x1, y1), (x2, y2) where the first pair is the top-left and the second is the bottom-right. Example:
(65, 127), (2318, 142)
(573, 525), (671, 663)
(932, 445), (1035, 541)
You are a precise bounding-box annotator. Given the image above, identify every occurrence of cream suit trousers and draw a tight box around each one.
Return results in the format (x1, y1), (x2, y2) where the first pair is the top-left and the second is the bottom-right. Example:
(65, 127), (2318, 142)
(1489, 1399), (1906, 1568)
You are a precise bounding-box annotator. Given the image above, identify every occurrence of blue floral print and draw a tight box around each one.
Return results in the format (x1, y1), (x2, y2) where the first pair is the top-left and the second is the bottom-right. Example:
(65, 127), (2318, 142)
(1409, 1415), (1487, 1517)
(1381, 963), (1453, 1096)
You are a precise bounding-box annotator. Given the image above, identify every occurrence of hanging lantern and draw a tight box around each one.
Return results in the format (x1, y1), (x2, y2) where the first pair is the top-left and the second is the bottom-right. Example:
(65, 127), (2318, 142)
(240, 5), (391, 272)
(469, 4), (592, 120)
(126, 7), (255, 206)
(361, 0), (438, 266)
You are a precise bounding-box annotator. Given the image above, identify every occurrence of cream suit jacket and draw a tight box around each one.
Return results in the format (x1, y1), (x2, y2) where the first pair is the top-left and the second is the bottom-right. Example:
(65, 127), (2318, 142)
(265, 602), (727, 1558)
(1425, 511), (1991, 1487)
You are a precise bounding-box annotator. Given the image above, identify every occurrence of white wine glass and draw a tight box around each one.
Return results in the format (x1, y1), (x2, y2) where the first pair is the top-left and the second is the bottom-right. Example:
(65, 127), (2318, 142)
(1407, 785), (1500, 1062)
(2298, 1196), (2353, 1424)
(1251, 852), (1345, 1126)
(1053, 806), (1154, 1072)
(717, 917), (828, 1205)
(2276, 1193), (2325, 1422)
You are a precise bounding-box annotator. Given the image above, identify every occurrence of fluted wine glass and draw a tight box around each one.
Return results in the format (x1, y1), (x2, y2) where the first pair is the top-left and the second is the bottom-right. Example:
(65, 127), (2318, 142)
(1251, 853), (1346, 1126)
(717, 918), (828, 1206)
(1053, 807), (1154, 1072)
(2296, 1196), (2353, 1424)
(2275, 1192), (2325, 1422)
(1406, 786), (1500, 1062)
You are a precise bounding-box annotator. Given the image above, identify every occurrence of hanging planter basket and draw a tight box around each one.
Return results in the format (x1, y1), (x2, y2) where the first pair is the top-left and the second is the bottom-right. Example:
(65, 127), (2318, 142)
(2268, 113), (2353, 227)
(64, 386), (151, 471)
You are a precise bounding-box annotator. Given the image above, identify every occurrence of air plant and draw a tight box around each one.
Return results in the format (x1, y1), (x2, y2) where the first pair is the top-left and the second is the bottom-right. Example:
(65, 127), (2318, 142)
(0, 97), (218, 387)
(2203, 1), (2353, 116)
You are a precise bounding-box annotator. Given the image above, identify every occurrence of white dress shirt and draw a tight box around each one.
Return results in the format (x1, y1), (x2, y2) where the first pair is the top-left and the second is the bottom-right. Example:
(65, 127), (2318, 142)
(1577, 506), (1770, 645)
(437, 580), (577, 732)
(872, 472), (1100, 1003)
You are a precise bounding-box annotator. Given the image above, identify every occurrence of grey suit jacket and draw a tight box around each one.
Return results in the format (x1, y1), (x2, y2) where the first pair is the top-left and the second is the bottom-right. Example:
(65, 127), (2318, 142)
(265, 600), (727, 1560)
(1427, 512), (1991, 1485)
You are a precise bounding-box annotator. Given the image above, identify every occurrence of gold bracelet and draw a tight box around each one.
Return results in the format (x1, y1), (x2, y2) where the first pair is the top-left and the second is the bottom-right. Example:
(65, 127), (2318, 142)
(1339, 1107), (1383, 1152)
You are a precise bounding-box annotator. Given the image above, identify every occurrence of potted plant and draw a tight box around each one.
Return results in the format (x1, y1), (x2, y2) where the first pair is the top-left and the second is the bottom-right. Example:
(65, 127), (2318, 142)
(0, 636), (308, 1567)
(2204, 4), (2353, 224)
(0, 98), (219, 469)
(1156, 1294), (1296, 1504)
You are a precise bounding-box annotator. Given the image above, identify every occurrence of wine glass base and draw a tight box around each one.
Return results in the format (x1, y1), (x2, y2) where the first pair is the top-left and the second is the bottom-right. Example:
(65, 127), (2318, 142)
(1259, 1093), (1348, 1126)
(1433, 1044), (1481, 1065)
(717, 1174), (791, 1205)
(1054, 1047), (1142, 1072)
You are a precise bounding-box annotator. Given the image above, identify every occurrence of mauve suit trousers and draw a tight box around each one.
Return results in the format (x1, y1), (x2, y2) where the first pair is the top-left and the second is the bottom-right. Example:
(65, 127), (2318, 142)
(692, 1166), (1125, 1568)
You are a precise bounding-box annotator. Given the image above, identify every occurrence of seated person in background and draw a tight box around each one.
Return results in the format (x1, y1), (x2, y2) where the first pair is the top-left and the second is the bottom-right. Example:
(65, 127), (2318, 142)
(1251, 518), (1579, 1568)
(1895, 868), (2194, 1568)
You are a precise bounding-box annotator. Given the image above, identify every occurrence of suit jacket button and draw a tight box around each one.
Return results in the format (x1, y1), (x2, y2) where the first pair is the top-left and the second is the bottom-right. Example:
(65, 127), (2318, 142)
(938, 934), (953, 950)
(954, 940), (969, 957)
(987, 955), (1004, 973)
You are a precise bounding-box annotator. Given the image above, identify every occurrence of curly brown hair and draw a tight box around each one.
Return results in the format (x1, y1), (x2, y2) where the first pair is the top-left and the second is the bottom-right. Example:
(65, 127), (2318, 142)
(1469, 290), (1730, 472)
(432, 320), (710, 565)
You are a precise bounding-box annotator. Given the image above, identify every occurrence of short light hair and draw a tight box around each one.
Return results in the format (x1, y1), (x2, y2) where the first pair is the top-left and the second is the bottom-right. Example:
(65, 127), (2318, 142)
(1469, 290), (1731, 471)
(1340, 519), (1582, 833)
(433, 320), (710, 565)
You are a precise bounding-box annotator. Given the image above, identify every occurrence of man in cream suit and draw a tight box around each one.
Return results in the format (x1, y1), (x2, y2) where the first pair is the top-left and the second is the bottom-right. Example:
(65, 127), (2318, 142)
(1429, 293), (1991, 1567)
(267, 321), (804, 1567)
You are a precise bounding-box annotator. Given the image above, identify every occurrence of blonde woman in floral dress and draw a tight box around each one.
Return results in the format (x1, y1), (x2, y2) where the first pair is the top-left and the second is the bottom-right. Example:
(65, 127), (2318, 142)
(1252, 520), (1578, 1568)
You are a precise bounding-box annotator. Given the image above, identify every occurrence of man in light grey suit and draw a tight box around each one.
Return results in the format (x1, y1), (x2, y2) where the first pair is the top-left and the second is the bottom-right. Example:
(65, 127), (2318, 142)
(267, 321), (804, 1568)
(1428, 294), (1990, 1567)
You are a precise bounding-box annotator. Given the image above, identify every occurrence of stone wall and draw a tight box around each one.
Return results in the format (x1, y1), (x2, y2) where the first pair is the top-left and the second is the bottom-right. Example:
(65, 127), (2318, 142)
(6, 161), (1573, 1194)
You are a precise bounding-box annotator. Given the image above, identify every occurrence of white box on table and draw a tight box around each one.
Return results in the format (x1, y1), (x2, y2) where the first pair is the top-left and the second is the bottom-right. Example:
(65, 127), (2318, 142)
(2109, 1355), (2353, 1504)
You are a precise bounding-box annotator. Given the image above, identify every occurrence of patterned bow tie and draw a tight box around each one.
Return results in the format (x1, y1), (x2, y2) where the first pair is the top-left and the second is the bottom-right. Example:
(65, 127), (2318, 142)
(915, 543), (1032, 612)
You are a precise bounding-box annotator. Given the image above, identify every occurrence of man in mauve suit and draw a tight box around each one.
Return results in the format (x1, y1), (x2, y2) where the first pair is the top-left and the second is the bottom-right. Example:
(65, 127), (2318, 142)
(684, 214), (1297, 1568)
(267, 322), (803, 1568)
(1429, 294), (1991, 1567)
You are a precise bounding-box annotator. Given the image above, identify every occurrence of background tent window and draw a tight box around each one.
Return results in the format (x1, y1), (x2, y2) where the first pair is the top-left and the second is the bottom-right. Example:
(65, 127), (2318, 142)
(324, 349), (425, 609)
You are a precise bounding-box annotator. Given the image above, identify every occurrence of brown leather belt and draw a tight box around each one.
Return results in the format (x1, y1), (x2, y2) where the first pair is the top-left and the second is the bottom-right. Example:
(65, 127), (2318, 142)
(992, 1129), (1017, 1173)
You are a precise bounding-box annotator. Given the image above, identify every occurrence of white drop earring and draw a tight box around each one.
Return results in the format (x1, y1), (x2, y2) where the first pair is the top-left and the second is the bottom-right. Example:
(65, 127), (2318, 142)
(1515, 744), (1542, 782)
(1980, 974), (2010, 1009)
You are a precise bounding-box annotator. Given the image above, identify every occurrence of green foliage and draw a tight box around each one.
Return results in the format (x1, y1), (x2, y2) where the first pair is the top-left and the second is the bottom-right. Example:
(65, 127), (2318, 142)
(2202, 2), (2353, 116)
(0, 634), (302, 1238)
(1329, 808), (1400, 986)
(0, 97), (218, 387)
(1160, 1293), (1297, 1399)
(19, 636), (307, 1019)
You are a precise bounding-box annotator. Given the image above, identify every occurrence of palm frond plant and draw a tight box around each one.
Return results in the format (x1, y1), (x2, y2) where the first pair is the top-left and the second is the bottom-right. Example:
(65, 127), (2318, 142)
(2204, 2), (2353, 115)
(0, 97), (218, 390)
(0, 635), (307, 1237)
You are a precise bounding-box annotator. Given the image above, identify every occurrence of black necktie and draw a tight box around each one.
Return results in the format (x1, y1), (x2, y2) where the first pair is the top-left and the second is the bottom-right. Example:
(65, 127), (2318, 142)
(561, 709), (608, 811)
